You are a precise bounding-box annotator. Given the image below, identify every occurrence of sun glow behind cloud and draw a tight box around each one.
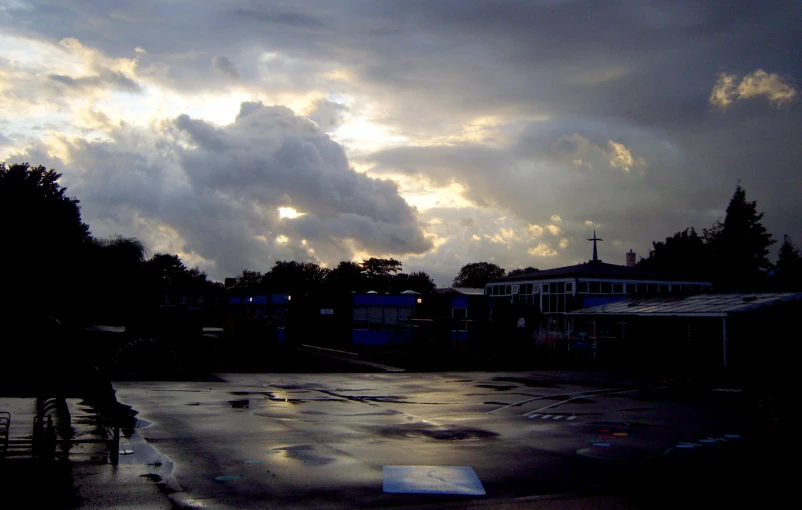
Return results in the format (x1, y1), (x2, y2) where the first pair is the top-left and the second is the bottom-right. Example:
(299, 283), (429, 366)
(278, 207), (302, 219)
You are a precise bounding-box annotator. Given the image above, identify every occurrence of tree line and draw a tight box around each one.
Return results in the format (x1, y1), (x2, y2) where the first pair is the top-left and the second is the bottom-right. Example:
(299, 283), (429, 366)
(0, 162), (220, 325)
(230, 258), (436, 297)
(3, 161), (799, 328)
(637, 183), (801, 291)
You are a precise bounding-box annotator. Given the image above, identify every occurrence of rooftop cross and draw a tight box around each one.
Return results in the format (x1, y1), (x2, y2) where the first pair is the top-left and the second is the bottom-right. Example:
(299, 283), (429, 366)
(587, 230), (603, 262)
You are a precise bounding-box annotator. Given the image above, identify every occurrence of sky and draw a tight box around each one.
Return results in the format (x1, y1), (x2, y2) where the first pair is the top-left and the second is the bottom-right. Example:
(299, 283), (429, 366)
(1, 1), (800, 286)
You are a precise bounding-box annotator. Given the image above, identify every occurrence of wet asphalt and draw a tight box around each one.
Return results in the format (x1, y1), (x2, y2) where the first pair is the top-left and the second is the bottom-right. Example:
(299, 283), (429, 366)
(110, 371), (768, 509)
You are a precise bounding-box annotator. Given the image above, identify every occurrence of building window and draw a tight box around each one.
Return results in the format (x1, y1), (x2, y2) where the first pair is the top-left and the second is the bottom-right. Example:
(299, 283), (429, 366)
(589, 281), (600, 293)
(557, 282), (565, 293)
(566, 282), (573, 293)
(505, 285), (512, 295)
(542, 283), (550, 293)
(578, 282), (589, 293)
(399, 306), (414, 322)
(181, 295), (187, 305)
(625, 283), (635, 294)
(198, 296), (204, 305)
(163, 294), (170, 305)
(453, 307), (468, 331)
(601, 282), (612, 293)
(613, 283), (624, 294)
(353, 306), (369, 330)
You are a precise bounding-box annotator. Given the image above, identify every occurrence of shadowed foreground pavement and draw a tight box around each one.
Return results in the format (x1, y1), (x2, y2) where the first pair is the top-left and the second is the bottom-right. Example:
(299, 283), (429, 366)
(1, 369), (787, 509)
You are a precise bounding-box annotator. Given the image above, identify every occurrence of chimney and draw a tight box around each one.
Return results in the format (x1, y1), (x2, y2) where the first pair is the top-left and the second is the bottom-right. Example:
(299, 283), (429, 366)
(626, 249), (636, 268)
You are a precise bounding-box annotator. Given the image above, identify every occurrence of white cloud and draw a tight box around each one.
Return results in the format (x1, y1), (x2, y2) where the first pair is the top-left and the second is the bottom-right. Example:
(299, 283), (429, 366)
(584, 220), (595, 227)
(527, 224), (545, 238)
(607, 140), (635, 172)
(738, 69), (797, 106)
(710, 69), (797, 109)
(528, 243), (558, 257)
(710, 73), (738, 108)
(550, 214), (562, 223)
(559, 238), (569, 249)
(545, 224), (563, 236)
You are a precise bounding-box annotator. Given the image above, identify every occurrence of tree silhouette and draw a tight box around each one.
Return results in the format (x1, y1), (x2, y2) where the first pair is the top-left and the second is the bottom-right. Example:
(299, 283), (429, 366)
(359, 257), (403, 293)
(637, 228), (711, 278)
(265, 260), (330, 297)
(452, 262), (506, 288)
(324, 261), (366, 295)
(708, 183), (775, 290)
(392, 271), (437, 294)
(508, 266), (539, 276)
(0, 162), (91, 313)
(775, 235), (802, 290)
(234, 270), (263, 291)
(144, 253), (188, 288)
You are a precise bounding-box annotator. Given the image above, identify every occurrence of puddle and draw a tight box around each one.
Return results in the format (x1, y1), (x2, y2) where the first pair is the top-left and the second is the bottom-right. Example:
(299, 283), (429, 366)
(540, 396), (597, 404)
(117, 429), (174, 474)
(215, 475), (241, 482)
(576, 445), (671, 460)
(229, 399), (249, 409)
(272, 445), (335, 466)
(493, 376), (563, 388)
(475, 385), (517, 391)
(374, 423), (499, 441)
(267, 397), (305, 404)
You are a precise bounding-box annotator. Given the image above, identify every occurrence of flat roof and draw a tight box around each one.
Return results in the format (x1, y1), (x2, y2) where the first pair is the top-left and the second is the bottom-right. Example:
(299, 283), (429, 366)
(437, 287), (485, 296)
(490, 261), (711, 284)
(569, 292), (802, 317)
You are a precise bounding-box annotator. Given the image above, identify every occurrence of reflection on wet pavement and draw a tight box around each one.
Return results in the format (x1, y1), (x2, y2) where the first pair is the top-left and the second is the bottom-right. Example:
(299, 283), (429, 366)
(114, 371), (751, 509)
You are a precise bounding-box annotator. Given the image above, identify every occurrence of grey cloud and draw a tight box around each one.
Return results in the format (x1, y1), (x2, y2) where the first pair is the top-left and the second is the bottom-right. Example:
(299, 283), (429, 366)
(233, 7), (326, 29)
(0, 133), (12, 146)
(3, 0), (801, 274)
(10, 102), (430, 278)
(47, 69), (141, 93)
(308, 99), (349, 131)
(211, 56), (240, 79)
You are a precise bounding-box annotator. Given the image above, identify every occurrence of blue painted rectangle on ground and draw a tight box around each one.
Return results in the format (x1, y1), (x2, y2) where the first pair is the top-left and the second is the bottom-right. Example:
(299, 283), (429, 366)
(383, 466), (486, 495)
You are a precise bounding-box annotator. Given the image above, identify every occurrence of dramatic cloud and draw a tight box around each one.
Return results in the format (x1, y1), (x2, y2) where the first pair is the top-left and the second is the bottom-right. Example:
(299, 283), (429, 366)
(1, 1), (801, 284)
(10, 102), (430, 277)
